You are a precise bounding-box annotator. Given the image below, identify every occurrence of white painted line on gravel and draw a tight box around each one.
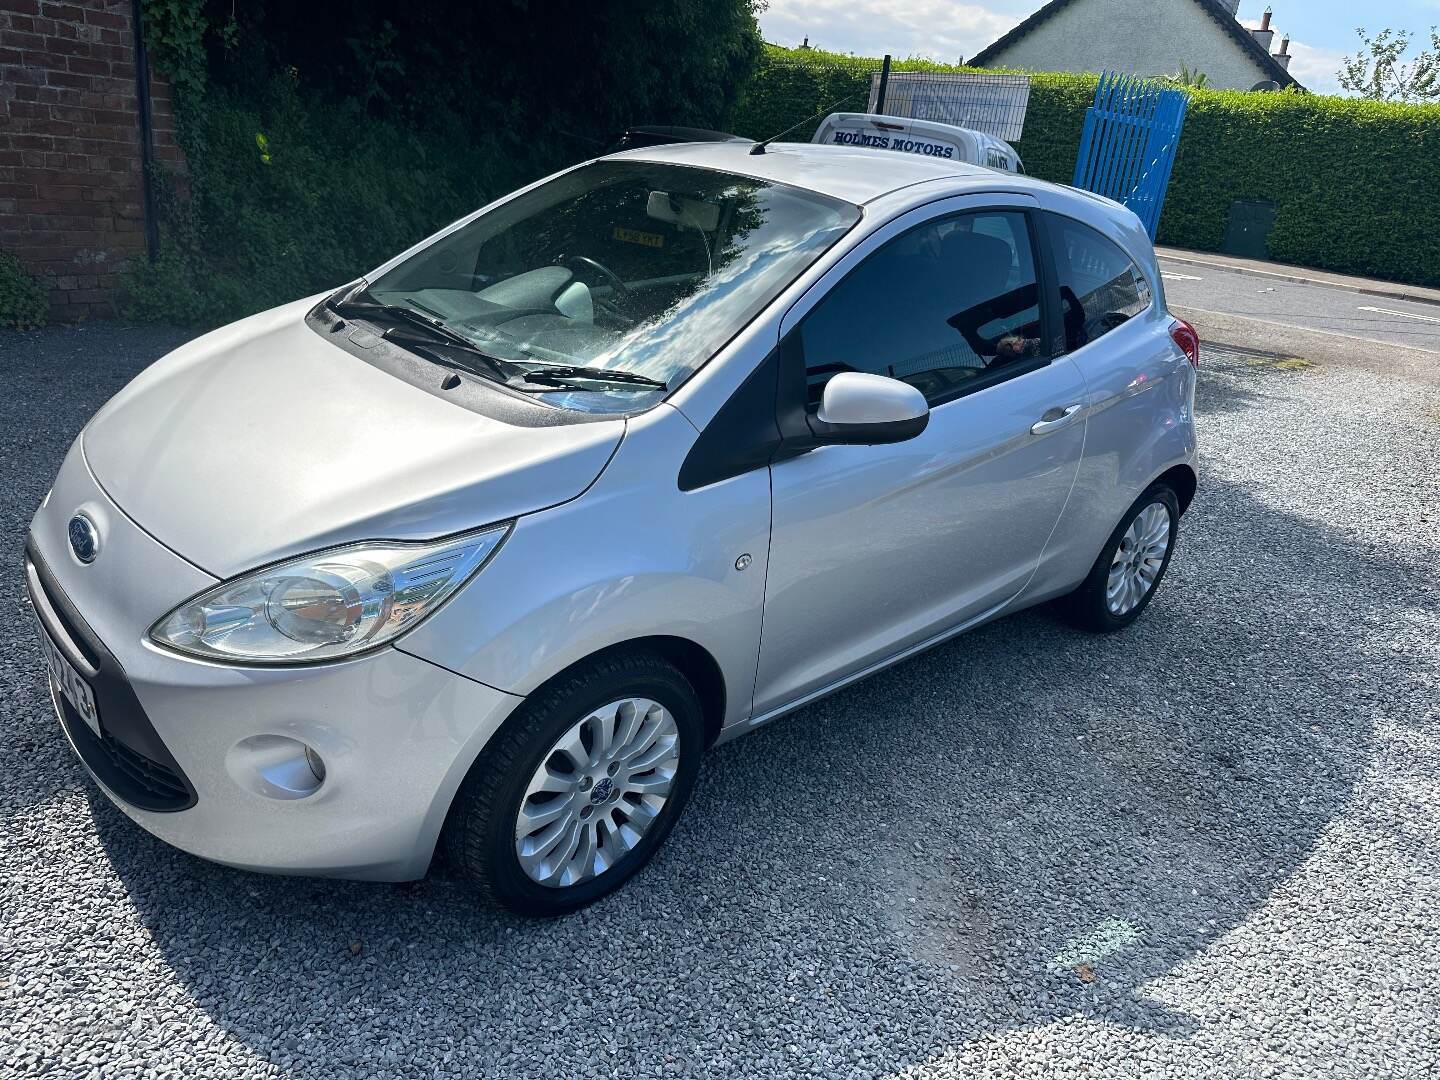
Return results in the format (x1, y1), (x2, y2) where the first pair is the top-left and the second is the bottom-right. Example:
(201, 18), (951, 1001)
(1161, 258), (1303, 282)
(1159, 255), (1440, 308)
(1163, 273), (1203, 282)
(1175, 305), (1440, 357)
(1359, 305), (1440, 325)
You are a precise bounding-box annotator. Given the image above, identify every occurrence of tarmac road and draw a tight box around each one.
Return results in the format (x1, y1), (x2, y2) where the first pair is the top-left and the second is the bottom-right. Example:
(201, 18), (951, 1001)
(1160, 255), (1440, 354)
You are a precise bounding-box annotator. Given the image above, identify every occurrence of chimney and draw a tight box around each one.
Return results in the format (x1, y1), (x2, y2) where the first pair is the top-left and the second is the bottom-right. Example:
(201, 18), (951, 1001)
(1273, 35), (1291, 70)
(1251, 7), (1275, 52)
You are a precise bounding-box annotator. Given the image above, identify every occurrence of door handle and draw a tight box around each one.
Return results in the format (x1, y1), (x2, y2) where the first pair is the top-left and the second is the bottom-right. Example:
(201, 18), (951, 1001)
(1030, 404), (1083, 435)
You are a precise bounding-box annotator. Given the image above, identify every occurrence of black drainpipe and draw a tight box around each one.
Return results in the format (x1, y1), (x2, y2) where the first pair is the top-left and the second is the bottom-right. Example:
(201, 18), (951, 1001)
(130, 0), (160, 263)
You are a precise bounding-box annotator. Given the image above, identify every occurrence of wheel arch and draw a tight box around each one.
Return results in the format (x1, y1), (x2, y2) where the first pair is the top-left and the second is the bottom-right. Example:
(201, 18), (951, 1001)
(1155, 463), (1197, 515)
(425, 633), (728, 880)
(521, 635), (729, 749)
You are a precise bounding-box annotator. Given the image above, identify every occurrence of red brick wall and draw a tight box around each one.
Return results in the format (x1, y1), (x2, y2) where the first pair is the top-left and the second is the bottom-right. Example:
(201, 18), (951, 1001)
(0, 0), (183, 321)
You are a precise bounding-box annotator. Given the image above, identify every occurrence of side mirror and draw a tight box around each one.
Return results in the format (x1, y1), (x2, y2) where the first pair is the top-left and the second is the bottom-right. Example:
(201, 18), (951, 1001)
(811, 372), (930, 445)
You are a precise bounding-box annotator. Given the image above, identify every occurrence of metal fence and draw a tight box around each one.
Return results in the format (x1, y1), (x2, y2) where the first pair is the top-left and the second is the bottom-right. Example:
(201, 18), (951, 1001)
(1071, 72), (1189, 239)
(867, 71), (1032, 142)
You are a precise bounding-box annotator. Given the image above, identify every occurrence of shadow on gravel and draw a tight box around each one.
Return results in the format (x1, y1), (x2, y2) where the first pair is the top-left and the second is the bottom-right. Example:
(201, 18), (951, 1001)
(85, 481), (1429, 1075)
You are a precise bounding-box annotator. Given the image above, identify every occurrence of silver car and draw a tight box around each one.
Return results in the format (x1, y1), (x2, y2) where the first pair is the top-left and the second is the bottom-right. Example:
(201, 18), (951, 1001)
(27, 141), (1198, 915)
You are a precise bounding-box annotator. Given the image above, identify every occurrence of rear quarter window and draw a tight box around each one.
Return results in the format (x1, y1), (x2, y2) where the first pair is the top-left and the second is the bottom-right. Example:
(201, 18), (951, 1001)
(1045, 214), (1152, 352)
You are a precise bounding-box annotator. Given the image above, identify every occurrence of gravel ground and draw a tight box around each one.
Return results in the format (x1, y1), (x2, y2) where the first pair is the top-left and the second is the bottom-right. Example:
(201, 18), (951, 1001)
(2, 321), (1438, 1079)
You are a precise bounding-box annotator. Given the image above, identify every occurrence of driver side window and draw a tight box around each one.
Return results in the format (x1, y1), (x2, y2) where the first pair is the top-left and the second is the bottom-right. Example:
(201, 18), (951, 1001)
(798, 210), (1049, 408)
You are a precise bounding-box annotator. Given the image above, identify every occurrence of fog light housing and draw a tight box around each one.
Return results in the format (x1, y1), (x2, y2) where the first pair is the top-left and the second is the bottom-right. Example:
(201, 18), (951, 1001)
(226, 735), (327, 800)
(304, 744), (326, 784)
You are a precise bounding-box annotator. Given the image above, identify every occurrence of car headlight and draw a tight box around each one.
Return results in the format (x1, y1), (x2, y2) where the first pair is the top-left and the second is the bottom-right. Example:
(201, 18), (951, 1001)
(149, 525), (510, 664)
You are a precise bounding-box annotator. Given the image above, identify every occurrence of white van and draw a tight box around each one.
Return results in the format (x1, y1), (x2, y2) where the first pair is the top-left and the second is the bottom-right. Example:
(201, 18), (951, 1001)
(812, 112), (1022, 173)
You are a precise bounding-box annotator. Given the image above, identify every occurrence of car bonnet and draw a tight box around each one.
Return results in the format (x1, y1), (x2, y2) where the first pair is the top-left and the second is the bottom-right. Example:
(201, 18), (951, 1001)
(81, 297), (624, 579)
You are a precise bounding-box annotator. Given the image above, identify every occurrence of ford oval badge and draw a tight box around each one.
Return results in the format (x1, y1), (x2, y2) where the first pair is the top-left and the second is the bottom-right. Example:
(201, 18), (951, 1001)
(68, 513), (99, 564)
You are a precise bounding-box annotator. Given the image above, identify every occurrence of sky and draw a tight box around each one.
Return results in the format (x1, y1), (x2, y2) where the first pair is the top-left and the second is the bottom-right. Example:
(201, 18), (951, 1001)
(757, 0), (1440, 95)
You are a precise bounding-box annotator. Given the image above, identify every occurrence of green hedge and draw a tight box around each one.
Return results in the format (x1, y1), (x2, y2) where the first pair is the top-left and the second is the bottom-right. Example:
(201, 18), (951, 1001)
(124, 81), (499, 327)
(1164, 91), (1440, 285)
(129, 0), (765, 326)
(0, 249), (49, 329)
(727, 46), (1440, 287)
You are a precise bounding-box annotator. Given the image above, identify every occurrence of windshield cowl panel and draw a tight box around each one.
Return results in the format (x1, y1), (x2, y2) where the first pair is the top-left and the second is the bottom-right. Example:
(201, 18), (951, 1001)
(367, 161), (860, 415)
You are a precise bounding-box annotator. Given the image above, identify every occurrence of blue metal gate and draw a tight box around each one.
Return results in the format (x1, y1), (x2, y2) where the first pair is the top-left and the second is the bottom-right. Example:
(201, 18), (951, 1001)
(1072, 73), (1189, 239)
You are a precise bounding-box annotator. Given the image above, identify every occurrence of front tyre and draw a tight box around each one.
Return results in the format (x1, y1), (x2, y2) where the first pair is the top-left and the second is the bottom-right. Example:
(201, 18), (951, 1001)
(443, 651), (704, 916)
(1061, 484), (1180, 633)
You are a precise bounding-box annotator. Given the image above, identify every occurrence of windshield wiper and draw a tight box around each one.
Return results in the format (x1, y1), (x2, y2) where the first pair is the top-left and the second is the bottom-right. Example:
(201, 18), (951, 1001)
(518, 364), (667, 391)
(380, 328), (514, 381)
(328, 286), (665, 393)
(328, 287), (514, 382)
(330, 292), (483, 352)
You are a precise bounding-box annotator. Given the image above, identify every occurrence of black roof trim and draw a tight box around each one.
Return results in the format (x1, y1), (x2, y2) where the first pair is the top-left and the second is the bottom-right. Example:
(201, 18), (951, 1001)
(969, 0), (1303, 90)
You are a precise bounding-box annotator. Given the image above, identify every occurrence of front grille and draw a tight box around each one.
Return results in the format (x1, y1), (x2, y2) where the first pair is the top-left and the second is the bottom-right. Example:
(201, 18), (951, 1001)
(54, 692), (191, 810)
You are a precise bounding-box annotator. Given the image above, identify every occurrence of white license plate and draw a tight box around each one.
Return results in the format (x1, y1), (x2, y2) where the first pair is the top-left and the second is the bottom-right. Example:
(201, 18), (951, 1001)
(36, 619), (100, 738)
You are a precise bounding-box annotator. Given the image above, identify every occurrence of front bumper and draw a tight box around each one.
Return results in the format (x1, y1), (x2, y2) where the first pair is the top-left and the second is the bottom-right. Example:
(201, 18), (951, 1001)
(28, 439), (524, 881)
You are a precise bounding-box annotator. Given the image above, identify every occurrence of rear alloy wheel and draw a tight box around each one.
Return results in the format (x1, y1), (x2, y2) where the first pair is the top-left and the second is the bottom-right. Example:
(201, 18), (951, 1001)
(443, 651), (703, 916)
(1107, 501), (1172, 617)
(1061, 484), (1179, 633)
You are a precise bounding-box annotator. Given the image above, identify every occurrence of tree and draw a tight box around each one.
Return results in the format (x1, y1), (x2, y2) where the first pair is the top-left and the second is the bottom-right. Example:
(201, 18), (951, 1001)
(198, 0), (766, 134)
(129, 0), (769, 325)
(1338, 26), (1440, 102)
(1166, 64), (1209, 89)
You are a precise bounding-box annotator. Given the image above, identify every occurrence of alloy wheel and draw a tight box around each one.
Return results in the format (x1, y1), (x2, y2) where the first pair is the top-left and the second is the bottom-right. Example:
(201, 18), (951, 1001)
(514, 697), (681, 888)
(1106, 502), (1172, 616)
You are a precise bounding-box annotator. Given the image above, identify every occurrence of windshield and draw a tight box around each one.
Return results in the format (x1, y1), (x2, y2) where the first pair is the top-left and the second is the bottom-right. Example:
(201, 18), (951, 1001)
(366, 161), (860, 411)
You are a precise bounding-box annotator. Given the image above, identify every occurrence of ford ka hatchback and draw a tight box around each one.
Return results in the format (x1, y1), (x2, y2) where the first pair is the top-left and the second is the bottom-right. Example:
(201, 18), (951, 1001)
(27, 141), (1198, 915)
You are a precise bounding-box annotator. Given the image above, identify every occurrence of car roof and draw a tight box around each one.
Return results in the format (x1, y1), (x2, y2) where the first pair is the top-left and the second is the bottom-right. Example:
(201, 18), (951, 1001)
(610, 139), (1047, 206)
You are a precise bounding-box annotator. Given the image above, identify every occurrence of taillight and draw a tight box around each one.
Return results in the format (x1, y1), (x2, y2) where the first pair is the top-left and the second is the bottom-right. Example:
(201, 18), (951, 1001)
(1170, 318), (1200, 370)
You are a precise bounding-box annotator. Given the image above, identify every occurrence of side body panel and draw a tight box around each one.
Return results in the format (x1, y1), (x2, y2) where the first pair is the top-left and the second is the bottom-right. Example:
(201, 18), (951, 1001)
(1018, 307), (1196, 604)
(755, 356), (1088, 715)
(400, 403), (770, 732)
(1016, 192), (1198, 606)
(750, 192), (1089, 715)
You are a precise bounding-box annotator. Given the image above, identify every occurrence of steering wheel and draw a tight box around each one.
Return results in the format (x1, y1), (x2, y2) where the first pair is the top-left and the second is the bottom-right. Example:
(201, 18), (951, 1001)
(558, 254), (633, 303)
